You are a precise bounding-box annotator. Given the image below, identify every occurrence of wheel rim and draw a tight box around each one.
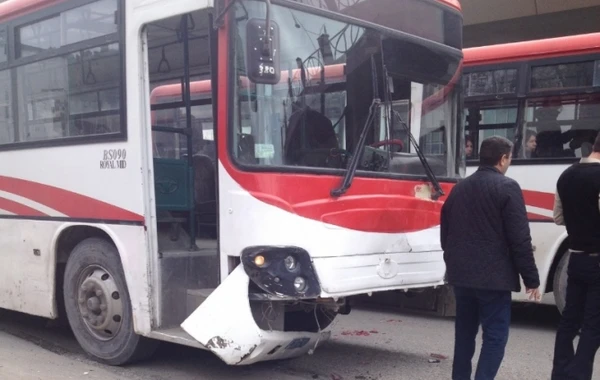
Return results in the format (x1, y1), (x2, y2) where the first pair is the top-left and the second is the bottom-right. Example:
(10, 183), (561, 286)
(77, 265), (124, 341)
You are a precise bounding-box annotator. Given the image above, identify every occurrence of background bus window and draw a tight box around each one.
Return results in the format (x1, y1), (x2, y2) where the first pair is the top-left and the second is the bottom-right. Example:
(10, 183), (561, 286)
(377, 100), (409, 153)
(147, 12), (215, 162)
(151, 105), (214, 161)
(464, 100), (518, 159)
(531, 61), (597, 91)
(0, 70), (12, 144)
(0, 30), (6, 63)
(524, 95), (600, 159)
(463, 68), (518, 97)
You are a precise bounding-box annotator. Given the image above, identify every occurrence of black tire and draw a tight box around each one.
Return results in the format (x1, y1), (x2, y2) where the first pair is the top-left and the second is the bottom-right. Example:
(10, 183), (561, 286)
(553, 251), (571, 315)
(63, 237), (158, 365)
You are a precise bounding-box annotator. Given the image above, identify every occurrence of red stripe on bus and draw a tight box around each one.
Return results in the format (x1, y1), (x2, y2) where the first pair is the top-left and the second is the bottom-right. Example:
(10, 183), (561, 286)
(0, 196), (47, 217)
(522, 189), (554, 211)
(0, 0), (66, 23)
(527, 212), (552, 222)
(0, 176), (144, 222)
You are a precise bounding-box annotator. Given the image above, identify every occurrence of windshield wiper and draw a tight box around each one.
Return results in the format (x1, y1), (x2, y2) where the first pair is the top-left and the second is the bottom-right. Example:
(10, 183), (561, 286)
(392, 110), (445, 201)
(331, 98), (380, 198)
(331, 54), (381, 198)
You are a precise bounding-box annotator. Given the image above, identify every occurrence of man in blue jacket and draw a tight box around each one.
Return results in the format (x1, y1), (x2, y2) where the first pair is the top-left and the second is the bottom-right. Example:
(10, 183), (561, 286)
(441, 136), (540, 380)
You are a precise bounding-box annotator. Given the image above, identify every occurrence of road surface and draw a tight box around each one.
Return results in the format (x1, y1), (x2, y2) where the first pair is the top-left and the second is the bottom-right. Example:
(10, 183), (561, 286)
(0, 304), (597, 380)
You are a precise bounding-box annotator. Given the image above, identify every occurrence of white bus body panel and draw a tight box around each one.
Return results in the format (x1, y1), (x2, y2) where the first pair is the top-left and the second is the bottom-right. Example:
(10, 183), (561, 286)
(465, 164), (569, 305)
(216, 163), (446, 296)
(0, 142), (151, 330)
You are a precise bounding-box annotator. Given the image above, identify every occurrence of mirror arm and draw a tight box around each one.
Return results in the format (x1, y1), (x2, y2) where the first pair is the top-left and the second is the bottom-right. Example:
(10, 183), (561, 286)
(262, 0), (272, 57)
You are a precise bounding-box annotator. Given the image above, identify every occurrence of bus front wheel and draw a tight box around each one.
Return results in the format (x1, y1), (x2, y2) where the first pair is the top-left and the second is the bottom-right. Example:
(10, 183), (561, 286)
(63, 237), (158, 365)
(553, 250), (571, 315)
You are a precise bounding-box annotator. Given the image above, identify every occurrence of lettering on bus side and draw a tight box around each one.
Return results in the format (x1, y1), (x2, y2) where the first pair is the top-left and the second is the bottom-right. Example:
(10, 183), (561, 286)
(100, 149), (127, 169)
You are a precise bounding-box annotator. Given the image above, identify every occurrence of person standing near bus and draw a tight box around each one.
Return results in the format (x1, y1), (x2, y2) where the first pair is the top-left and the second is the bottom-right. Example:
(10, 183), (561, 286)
(551, 132), (600, 380)
(441, 136), (541, 380)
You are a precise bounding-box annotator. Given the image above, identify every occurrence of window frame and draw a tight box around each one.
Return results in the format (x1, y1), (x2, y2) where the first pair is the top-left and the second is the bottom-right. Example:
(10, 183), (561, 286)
(462, 65), (522, 99)
(274, 0), (464, 50)
(0, 0), (126, 152)
(150, 97), (216, 159)
(464, 98), (522, 160)
(526, 53), (600, 94)
(0, 26), (8, 66)
(226, 1), (464, 183)
(464, 53), (600, 167)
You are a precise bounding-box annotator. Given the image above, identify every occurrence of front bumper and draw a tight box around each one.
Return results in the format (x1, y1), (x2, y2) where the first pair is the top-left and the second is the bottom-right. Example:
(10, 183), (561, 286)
(181, 265), (330, 365)
(313, 249), (446, 297)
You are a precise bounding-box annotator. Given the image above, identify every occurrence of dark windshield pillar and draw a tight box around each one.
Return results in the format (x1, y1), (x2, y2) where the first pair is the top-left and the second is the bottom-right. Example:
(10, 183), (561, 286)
(345, 30), (383, 153)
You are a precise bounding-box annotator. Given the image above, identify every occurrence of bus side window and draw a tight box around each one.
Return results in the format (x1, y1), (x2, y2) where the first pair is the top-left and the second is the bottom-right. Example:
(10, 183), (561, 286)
(524, 95), (600, 159)
(465, 101), (518, 159)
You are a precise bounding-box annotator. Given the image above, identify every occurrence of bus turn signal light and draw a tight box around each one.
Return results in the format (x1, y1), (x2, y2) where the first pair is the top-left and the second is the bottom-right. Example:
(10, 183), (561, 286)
(254, 255), (266, 267)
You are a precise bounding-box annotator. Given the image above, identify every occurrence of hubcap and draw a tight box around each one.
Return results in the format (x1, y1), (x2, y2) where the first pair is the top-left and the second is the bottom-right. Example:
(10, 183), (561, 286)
(77, 266), (123, 341)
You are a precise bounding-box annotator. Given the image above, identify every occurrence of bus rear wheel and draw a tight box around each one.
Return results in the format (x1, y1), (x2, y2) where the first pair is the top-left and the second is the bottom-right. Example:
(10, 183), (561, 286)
(63, 237), (158, 365)
(553, 251), (571, 315)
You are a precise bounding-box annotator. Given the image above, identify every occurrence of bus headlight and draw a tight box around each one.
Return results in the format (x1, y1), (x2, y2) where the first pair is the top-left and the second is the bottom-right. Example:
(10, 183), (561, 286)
(284, 255), (297, 271)
(293, 277), (306, 292)
(241, 246), (320, 298)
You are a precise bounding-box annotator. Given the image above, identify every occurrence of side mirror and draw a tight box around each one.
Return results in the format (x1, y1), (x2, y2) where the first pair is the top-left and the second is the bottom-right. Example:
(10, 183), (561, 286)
(246, 18), (280, 85)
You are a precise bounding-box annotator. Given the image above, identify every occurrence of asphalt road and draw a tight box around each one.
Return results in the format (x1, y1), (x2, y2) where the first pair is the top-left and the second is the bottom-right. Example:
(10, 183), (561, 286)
(0, 304), (597, 380)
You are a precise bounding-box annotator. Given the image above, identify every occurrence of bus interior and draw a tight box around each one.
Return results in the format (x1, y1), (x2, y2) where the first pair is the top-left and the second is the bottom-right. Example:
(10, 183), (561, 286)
(463, 56), (600, 161)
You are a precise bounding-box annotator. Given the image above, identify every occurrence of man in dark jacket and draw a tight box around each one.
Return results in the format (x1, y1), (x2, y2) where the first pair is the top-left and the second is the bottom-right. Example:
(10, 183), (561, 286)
(441, 136), (540, 380)
(551, 132), (600, 380)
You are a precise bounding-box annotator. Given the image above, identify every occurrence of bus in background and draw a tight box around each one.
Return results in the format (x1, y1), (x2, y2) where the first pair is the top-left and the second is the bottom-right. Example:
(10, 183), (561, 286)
(0, 0), (463, 366)
(463, 32), (600, 312)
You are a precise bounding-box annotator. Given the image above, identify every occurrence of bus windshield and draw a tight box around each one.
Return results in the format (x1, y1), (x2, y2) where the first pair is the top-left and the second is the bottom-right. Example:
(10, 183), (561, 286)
(229, 0), (463, 179)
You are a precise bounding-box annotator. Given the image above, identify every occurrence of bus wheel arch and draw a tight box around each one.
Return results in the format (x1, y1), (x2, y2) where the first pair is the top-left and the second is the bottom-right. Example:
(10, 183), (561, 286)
(56, 228), (158, 365)
(547, 239), (570, 314)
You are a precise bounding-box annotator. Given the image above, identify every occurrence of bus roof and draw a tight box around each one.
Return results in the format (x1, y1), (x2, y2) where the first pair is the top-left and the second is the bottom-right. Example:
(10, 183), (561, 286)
(439, 0), (461, 11)
(464, 32), (600, 67)
(0, 0), (461, 24)
(0, 0), (65, 23)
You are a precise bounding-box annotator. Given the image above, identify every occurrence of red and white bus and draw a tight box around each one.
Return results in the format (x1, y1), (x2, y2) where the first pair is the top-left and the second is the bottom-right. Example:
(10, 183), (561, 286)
(463, 33), (600, 312)
(0, 0), (464, 366)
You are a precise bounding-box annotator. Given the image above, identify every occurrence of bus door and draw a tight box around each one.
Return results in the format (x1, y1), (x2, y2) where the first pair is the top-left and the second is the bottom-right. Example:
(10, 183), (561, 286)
(145, 10), (219, 330)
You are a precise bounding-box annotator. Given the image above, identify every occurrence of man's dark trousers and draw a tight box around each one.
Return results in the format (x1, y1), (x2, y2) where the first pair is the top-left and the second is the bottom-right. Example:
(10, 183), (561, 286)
(552, 253), (600, 380)
(452, 286), (512, 380)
